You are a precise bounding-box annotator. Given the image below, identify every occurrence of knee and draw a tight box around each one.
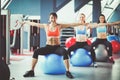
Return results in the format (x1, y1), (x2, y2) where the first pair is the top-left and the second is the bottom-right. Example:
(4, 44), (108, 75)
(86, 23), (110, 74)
(90, 46), (95, 51)
(61, 47), (67, 52)
(62, 50), (69, 60)
(33, 49), (39, 59)
(63, 54), (69, 60)
(60, 48), (68, 55)
(92, 46), (96, 50)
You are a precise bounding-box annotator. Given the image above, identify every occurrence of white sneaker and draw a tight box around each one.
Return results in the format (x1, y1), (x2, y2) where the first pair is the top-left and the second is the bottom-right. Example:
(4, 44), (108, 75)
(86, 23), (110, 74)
(93, 62), (98, 68)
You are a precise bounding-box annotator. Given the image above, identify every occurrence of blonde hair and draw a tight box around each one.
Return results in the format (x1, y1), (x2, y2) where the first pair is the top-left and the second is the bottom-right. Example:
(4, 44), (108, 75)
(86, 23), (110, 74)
(80, 13), (86, 17)
(79, 13), (86, 23)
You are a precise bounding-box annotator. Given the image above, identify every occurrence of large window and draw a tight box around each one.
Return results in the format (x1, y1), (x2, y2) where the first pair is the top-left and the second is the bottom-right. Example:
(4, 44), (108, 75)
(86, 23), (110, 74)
(1, 0), (12, 9)
(76, 0), (120, 22)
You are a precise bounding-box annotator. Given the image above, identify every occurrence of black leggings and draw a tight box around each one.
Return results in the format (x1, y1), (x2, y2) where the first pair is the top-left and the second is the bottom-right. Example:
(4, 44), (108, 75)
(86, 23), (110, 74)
(67, 42), (95, 62)
(68, 42), (90, 55)
(91, 38), (112, 61)
(33, 45), (68, 60)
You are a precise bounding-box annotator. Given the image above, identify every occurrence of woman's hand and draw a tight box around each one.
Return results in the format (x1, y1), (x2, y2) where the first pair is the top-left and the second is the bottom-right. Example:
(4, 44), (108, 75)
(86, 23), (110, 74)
(85, 23), (89, 26)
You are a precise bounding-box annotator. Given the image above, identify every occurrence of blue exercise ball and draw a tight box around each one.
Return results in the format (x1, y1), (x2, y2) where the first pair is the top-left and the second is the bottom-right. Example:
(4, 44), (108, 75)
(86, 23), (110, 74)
(107, 35), (119, 42)
(70, 48), (92, 67)
(95, 44), (108, 62)
(39, 54), (66, 74)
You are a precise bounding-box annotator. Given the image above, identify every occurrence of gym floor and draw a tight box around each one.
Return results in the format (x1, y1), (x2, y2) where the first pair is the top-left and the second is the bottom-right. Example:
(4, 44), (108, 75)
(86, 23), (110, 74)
(9, 52), (120, 80)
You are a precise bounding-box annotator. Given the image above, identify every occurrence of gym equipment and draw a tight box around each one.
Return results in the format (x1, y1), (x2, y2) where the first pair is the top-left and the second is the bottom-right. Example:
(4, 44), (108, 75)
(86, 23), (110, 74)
(39, 54), (66, 74)
(70, 48), (92, 67)
(87, 38), (92, 45)
(10, 30), (14, 36)
(95, 44), (108, 62)
(111, 40), (120, 54)
(1, 9), (10, 64)
(10, 14), (26, 54)
(0, 10), (10, 80)
(107, 35), (119, 42)
(0, 60), (10, 80)
(10, 30), (17, 48)
(0, 48), (10, 78)
(10, 15), (28, 30)
(65, 37), (76, 48)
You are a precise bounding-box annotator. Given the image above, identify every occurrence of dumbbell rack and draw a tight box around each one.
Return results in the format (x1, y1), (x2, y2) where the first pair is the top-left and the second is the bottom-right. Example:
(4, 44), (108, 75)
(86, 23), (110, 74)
(60, 27), (74, 47)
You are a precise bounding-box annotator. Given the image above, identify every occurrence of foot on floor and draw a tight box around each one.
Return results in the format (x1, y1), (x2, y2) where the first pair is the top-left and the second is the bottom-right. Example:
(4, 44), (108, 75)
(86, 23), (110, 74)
(66, 71), (74, 79)
(23, 70), (34, 77)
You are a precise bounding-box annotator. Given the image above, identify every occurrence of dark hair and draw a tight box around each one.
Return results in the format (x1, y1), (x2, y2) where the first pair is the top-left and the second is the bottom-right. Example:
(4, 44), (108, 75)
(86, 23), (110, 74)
(97, 14), (106, 23)
(49, 12), (57, 18)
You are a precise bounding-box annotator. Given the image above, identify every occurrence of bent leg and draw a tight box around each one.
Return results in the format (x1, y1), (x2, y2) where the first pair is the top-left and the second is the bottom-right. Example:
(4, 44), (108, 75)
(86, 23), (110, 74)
(67, 43), (80, 57)
(55, 47), (74, 78)
(24, 45), (53, 77)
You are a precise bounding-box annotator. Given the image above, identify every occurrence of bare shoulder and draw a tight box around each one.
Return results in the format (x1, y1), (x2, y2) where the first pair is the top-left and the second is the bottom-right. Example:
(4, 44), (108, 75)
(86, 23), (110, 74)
(57, 24), (62, 29)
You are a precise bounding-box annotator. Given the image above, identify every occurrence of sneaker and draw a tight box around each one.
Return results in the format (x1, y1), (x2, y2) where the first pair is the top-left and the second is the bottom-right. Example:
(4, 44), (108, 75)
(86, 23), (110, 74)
(93, 62), (98, 68)
(66, 71), (74, 79)
(10, 77), (15, 80)
(108, 57), (115, 64)
(23, 70), (34, 77)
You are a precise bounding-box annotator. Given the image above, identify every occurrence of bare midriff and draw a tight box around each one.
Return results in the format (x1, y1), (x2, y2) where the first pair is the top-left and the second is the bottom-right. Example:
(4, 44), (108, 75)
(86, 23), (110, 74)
(97, 32), (107, 39)
(76, 34), (87, 42)
(46, 37), (60, 45)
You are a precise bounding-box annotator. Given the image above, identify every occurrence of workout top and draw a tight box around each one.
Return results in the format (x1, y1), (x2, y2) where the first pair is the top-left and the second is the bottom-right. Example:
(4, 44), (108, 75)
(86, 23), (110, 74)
(47, 26), (60, 37)
(75, 26), (87, 35)
(97, 26), (107, 33)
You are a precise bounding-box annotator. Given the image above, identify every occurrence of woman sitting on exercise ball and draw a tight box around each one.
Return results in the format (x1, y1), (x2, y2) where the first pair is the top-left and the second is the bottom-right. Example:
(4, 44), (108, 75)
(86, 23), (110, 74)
(21, 12), (86, 79)
(68, 13), (120, 67)
(91, 14), (120, 64)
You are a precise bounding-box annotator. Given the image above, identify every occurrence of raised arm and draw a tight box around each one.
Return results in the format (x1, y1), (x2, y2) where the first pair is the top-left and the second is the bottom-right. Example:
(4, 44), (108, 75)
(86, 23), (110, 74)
(21, 21), (46, 28)
(59, 23), (86, 28)
(87, 23), (109, 28)
(108, 21), (120, 26)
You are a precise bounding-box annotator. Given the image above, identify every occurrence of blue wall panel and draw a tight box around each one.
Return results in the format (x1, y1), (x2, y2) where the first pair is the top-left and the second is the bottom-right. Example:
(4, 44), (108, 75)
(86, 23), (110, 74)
(7, 0), (41, 15)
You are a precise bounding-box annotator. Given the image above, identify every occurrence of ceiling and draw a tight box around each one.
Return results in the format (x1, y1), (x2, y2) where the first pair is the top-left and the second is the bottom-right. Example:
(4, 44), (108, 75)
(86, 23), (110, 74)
(75, 0), (120, 22)
(1, 0), (120, 22)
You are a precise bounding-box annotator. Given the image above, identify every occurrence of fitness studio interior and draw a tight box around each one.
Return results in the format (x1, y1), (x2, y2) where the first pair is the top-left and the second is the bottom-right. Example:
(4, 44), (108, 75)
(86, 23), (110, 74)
(0, 0), (120, 80)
